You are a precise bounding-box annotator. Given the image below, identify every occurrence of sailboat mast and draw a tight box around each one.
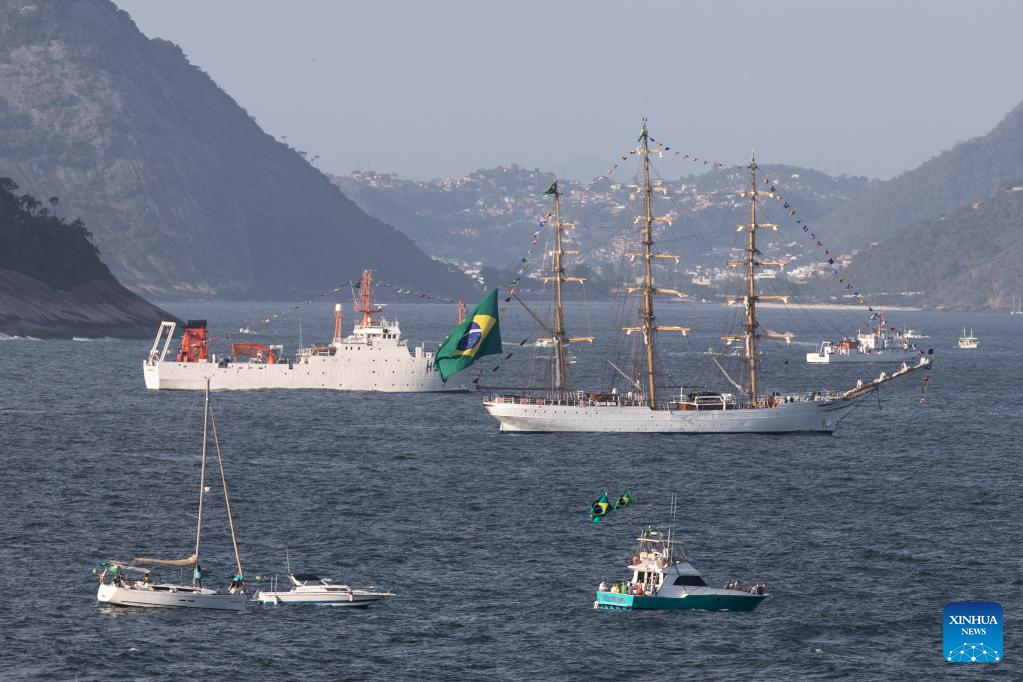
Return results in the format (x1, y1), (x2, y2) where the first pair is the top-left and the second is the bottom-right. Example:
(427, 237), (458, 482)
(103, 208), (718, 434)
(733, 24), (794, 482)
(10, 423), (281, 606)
(640, 120), (657, 407)
(209, 402), (244, 580)
(551, 186), (569, 401)
(193, 379), (210, 580)
(745, 157), (760, 405)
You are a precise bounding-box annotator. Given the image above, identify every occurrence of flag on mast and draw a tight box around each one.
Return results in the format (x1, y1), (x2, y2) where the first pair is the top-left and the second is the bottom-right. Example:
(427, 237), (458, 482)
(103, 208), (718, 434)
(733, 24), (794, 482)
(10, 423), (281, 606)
(434, 290), (503, 381)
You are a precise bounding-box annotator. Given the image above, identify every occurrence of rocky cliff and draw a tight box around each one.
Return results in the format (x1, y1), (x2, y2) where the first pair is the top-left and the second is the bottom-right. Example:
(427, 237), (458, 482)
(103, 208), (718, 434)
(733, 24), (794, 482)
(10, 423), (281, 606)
(0, 177), (174, 338)
(0, 0), (473, 298)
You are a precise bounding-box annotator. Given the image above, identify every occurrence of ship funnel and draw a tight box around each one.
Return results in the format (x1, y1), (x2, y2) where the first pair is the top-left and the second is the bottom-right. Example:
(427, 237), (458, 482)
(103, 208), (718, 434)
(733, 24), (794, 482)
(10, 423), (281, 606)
(333, 303), (343, 343)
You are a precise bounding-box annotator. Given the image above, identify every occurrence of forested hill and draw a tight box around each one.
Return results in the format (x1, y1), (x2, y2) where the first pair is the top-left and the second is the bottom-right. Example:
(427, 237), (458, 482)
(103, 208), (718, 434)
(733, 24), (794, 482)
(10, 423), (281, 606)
(0, 0), (473, 298)
(0, 178), (175, 337)
(817, 99), (1023, 250)
(843, 182), (1023, 310)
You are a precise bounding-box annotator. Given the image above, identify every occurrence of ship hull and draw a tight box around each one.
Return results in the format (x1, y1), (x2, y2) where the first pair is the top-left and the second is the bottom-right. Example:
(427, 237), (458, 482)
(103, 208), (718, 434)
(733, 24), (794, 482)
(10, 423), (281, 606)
(595, 591), (765, 611)
(806, 350), (920, 364)
(97, 583), (245, 611)
(145, 353), (466, 392)
(483, 399), (855, 433)
(254, 590), (387, 607)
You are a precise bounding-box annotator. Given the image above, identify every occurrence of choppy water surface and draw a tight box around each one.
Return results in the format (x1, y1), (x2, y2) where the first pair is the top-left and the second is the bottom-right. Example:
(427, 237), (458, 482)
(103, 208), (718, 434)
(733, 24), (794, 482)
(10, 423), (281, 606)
(1, 301), (1020, 680)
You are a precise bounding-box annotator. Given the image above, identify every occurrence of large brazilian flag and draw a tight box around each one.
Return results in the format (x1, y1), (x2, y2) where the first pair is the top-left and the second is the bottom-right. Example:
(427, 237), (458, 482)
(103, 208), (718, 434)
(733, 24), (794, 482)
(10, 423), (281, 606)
(435, 289), (503, 382)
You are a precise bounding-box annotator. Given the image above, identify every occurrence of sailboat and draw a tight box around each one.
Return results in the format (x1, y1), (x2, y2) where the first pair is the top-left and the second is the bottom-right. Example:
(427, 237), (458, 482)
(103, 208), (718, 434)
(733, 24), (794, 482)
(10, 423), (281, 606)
(483, 120), (930, 433)
(1011, 295), (1022, 316)
(957, 328), (979, 349)
(96, 381), (246, 610)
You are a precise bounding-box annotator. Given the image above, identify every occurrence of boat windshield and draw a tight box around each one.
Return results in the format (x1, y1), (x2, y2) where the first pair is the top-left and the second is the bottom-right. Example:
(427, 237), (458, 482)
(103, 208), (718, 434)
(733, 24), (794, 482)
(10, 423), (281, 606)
(673, 574), (707, 587)
(291, 573), (323, 584)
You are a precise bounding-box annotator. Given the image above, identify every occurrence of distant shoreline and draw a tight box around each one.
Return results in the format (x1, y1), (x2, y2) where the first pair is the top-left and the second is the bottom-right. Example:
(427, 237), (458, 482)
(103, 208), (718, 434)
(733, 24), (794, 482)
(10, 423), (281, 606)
(753, 302), (921, 311)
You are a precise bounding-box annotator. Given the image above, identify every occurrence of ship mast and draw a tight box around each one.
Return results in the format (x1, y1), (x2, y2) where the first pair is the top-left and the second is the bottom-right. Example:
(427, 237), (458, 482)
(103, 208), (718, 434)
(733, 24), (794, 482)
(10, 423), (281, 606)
(551, 185), (570, 399)
(539, 181), (591, 401)
(724, 155), (791, 406)
(744, 157), (761, 402)
(640, 123), (658, 406)
(354, 269), (383, 327)
(625, 120), (687, 408)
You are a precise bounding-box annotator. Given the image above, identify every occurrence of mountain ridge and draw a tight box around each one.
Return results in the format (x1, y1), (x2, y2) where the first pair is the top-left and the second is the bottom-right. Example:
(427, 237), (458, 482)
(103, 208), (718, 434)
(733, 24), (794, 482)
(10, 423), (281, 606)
(0, 0), (474, 299)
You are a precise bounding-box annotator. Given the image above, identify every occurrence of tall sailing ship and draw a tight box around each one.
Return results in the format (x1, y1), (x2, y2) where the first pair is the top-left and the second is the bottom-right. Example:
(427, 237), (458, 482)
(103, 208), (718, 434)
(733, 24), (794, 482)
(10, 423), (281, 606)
(144, 270), (467, 392)
(483, 120), (930, 433)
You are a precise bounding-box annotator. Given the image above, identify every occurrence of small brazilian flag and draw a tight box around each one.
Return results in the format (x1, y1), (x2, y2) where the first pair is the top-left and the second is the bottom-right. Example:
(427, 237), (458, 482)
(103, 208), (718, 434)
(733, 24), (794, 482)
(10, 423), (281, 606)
(543, 181), (558, 196)
(590, 493), (610, 523)
(435, 289), (502, 382)
(615, 490), (632, 510)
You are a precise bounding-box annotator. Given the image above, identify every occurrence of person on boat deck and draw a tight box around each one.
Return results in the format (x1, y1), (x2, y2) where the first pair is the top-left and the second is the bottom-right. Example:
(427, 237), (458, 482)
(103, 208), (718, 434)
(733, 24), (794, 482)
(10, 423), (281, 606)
(143, 573), (151, 585)
(635, 584), (645, 596)
(598, 581), (608, 592)
(229, 574), (243, 593)
(193, 564), (202, 588)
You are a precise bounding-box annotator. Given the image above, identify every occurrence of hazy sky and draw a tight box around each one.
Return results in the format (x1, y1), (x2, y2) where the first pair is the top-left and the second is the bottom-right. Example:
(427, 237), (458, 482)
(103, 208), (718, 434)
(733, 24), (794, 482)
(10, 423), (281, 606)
(115, 0), (1023, 181)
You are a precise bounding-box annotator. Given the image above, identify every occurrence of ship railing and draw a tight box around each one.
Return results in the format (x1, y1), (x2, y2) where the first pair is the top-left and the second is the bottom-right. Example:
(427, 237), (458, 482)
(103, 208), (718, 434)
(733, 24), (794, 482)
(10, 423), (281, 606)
(487, 394), (649, 408)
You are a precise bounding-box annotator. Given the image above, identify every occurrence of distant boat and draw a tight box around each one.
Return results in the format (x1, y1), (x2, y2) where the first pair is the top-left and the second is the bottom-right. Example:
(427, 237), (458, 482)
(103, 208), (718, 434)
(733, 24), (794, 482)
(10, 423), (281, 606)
(1011, 295), (1023, 316)
(957, 328), (979, 349)
(96, 381), (246, 611)
(806, 312), (926, 364)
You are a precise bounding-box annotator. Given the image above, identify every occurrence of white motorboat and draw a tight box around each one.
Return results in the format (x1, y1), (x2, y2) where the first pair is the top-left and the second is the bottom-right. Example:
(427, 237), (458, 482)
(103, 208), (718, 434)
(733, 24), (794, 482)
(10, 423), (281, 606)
(957, 328), (979, 349)
(96, 381), (247, 611)
(255, 573), (393, 607)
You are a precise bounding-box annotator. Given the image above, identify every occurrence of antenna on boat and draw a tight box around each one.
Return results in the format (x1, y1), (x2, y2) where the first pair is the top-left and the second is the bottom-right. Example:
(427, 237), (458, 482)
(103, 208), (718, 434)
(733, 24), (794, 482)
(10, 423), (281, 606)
(285, 546), (291, 576)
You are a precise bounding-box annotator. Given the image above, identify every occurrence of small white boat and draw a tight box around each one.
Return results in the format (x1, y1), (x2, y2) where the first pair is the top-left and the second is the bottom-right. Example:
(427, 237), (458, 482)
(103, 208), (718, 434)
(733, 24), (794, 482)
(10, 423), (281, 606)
(96, 381), (247, 611)
(96, 564), (245, 611)
(255, 573), (393, 607)
(957, 329), (979, 349)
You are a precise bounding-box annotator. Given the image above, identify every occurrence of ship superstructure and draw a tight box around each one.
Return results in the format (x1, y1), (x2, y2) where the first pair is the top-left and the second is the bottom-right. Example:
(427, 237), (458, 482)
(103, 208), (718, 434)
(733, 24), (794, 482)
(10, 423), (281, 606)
(483, 121), (930, 433)
(144, 271), (467, 392)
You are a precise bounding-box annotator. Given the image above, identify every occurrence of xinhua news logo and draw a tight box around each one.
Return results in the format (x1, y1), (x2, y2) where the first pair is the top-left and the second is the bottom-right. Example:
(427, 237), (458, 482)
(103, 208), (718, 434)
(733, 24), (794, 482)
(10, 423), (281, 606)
(944, 602), (1002, 662)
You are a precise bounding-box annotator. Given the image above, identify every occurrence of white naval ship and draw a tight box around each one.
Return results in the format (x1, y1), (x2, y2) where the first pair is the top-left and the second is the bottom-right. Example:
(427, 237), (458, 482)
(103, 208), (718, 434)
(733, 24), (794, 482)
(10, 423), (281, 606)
(806, 312), (928, 364)
(144, 271), (468, 392)
(482, 122), (931, 434)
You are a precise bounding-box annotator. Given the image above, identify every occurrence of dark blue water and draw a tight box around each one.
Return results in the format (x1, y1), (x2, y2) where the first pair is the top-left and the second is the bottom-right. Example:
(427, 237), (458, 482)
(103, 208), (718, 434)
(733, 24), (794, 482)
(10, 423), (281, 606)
(1, 301), (1019, 680)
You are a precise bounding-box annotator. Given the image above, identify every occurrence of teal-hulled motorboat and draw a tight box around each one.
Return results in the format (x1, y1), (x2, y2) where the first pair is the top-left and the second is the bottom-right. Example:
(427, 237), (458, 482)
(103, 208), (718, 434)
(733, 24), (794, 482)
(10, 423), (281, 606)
(595, 527), (768, 612)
